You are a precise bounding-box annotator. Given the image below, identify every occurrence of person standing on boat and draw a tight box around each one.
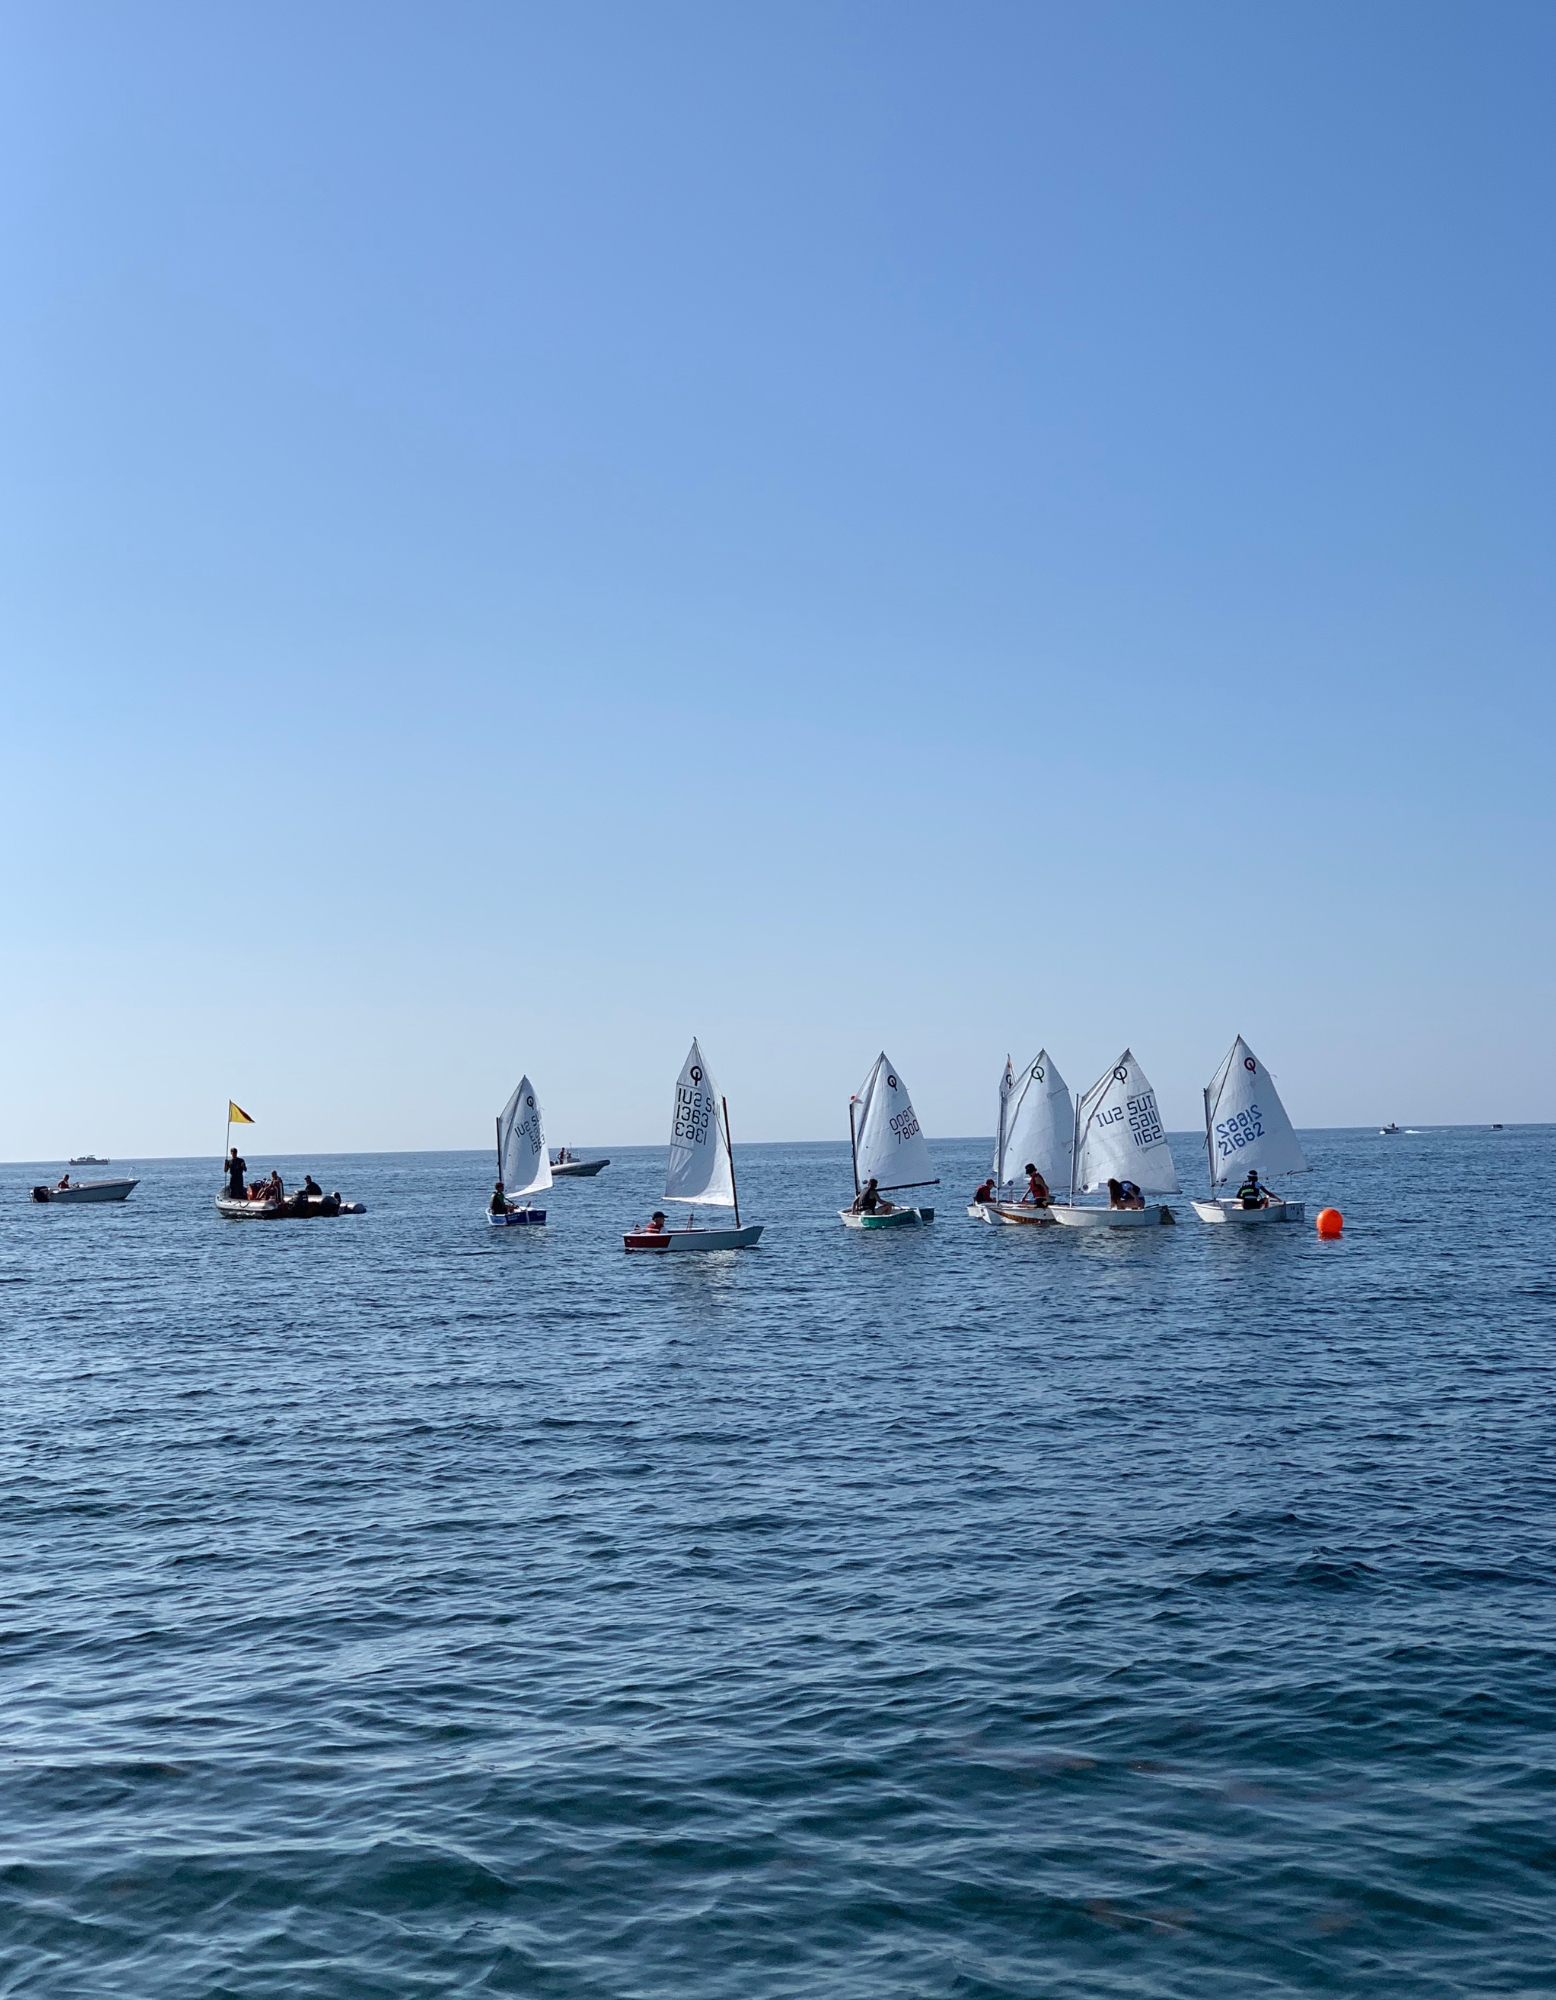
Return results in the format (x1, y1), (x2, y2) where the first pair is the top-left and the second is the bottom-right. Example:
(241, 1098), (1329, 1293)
(225, 1148), (247, 1199)
(1020, 1162), (1051, 1206)
(489, 1180), (510, 1216)
(1237, 1169), (1269, 1209)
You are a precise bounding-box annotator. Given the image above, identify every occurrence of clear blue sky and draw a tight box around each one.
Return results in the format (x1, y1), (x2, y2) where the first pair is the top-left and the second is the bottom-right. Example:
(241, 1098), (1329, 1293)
(3, 1), (1553, 1158)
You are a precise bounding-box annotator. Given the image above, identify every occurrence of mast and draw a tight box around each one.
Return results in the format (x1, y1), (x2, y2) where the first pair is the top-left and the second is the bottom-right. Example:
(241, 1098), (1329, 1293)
(848, 1097), (860, 1196)
(997, 1060), (1009, 1187)
(495, 1113), (502, 1184)
(1069, 1086), (1082, 1205)
(722, 1096), (741, 1228)
(1204, 1084), (1215, 1195)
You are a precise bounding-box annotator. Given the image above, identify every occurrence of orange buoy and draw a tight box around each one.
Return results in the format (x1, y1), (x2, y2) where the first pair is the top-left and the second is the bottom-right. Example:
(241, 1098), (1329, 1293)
(1316, 1207), (1343, 1239)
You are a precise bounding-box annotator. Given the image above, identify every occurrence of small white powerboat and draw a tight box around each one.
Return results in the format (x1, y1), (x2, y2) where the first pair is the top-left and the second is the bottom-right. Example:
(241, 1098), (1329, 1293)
(1380, 1123), (1401, 1136)
(550, 1151), (609, 1177)
(32, 1178), (138, 1204)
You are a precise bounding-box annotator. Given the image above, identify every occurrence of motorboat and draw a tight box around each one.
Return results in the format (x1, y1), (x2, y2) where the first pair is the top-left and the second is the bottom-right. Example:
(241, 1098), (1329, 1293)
(69, 1155), (108, 1166)
(1380, 1123), (1401, 1136)
(215, 1191), (365, 1219)
(550, 1150), (609, 1177)
(840, 1053), (938, 1229)
(32, 1178), (138, 1204)
(624, 1040), (763, 1253)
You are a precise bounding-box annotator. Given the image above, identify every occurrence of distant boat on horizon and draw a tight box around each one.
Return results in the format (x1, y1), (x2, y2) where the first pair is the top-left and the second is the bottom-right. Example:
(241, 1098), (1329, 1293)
(69, 1154), (109, 1166)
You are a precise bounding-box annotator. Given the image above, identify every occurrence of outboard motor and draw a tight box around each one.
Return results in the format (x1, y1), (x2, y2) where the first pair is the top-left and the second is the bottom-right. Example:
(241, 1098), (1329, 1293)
(30, 1186), (50, 1203)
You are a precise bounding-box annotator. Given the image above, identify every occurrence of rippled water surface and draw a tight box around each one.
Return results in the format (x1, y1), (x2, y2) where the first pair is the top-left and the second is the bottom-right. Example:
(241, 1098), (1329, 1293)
(2, 1128), (1553, 1997)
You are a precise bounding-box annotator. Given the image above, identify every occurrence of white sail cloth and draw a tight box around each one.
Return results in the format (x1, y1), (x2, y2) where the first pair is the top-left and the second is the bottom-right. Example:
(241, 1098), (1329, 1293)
(1074, 1050), (1181, 1194)
(992, 1058), (1016, 1180)
(498, 1076), (552, 1198)
(1003, 1051), (1073, 1189)
(1205, 1036), (1309, 1184)
(853, 1052), (938, 1191)
(665, 1038), (735, 1206)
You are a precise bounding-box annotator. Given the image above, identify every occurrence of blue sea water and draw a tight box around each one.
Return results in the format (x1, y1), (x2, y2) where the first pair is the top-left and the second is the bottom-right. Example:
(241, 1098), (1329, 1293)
(1, 1127), (1552, 1998)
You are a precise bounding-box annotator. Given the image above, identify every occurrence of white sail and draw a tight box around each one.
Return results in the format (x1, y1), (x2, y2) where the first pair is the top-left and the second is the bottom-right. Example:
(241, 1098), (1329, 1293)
(852, 1052), (938, 1192)
(664, 1038), (735, 1206)
(1075, 1050), (1181, 1194)
(1204, 1036), (1310, 1185)
(1003, 1050), (1073, 1189)
(992, 1057), (1016, 1181)
(498, 1076), (552, 1199)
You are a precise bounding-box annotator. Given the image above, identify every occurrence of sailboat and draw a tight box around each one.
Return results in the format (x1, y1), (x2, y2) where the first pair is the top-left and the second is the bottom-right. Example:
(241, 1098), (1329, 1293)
(1050, 1050), (1180, 1227)
(841, 1053), (938, 1227)
(488, 1075), (551, 1226)
(973, 1051), (1073, 1225)
(1191, 1037), (1310, 1224)
(623, 1039), (763, 1252)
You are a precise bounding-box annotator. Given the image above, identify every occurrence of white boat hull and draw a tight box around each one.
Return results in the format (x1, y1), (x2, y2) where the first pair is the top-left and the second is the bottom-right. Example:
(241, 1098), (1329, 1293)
(1048, 1203), (1171, 1228)
(32, 1178), (138, 1204)
(487, 1206), (546, 1227)
(988, 1199), (1056, 1227)
(839, 1205), (935, 1229)
(624, 1223), (763, 1252)
(1191, 1198), (1304, 1225)
(551, 1158), (609, 1177)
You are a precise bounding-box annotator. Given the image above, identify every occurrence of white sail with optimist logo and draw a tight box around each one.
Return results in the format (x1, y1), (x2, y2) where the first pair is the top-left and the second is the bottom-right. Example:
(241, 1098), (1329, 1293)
(498, 1076), (553, 1198)
(664, 1038), (736, 1206)
(1002, 1050), (1073, 1189)
(1204, 1036), (1309, 1185)
(1074, 1050), (1180, 1194)
(992, 1057), (1016, 1181)
(852, 1052), (938, 1192)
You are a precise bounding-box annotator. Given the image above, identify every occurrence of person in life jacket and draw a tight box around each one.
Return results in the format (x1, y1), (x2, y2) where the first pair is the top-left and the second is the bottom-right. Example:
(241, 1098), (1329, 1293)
(1237, 1169), (1269, 1209)
(1021, 1162), (1051, 1206)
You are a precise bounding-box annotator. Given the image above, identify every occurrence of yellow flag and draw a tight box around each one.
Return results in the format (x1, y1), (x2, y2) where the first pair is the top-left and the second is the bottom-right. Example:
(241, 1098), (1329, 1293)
(228, 1101), (255, 1124)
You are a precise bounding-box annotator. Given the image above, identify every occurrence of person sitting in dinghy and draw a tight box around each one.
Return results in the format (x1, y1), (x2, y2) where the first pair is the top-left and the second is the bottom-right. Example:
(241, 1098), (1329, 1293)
(1108, 1178), (1146, 1210)
(851, 1177), (896, 1215)
(640, 1211), (669, 1235)
(1020, 1163), (1052, 1206)
(973, 1177), (996, 1206)
(1236, 1170), (1269, 1209)
(489, 1179), (510, 1215)
(301, 1175), (323, 1202)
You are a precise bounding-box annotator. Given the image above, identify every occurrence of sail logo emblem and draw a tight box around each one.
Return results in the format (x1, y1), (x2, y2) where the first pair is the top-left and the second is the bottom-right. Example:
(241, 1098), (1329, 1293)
(1243, 1057), (1257, 1074)
(690, 1066), (702, 1085)
(1032, 1065), (1044, 1082)
(887, 1074), (898, 1089)
(1113, 1066), (1129, 1083)
(526, 1095), (535, 1108)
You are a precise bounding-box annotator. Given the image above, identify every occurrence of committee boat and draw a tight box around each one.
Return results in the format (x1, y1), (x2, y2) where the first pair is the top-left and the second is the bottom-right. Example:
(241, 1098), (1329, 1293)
(971, 1050), (1072, 1225)
(841, 1053), (937, 1228)
(215, 1192), (366, 1218)
(1190, 1037), (1309, 1224)
(32, 1177), (138, 1204)
(624, 1039), (763, 1252)
(488, 1075), (551, 1226)
(550, 1150), (609, 1178)
(1049, 1051), (1179, 1227)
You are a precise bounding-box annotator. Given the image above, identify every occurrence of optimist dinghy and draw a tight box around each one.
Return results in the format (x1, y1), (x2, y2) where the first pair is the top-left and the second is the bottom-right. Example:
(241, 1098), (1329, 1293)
(841, 1053), (937, 1227)
(624, 1040), (763, 1252)
(1049, 1051), (1180, 1226)
(1191, 1037), (1309, 1224)
(31, 1177), (138, 1204)
(488, 1076), (551, 1226)
(972, 1051), (1073, 1225)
